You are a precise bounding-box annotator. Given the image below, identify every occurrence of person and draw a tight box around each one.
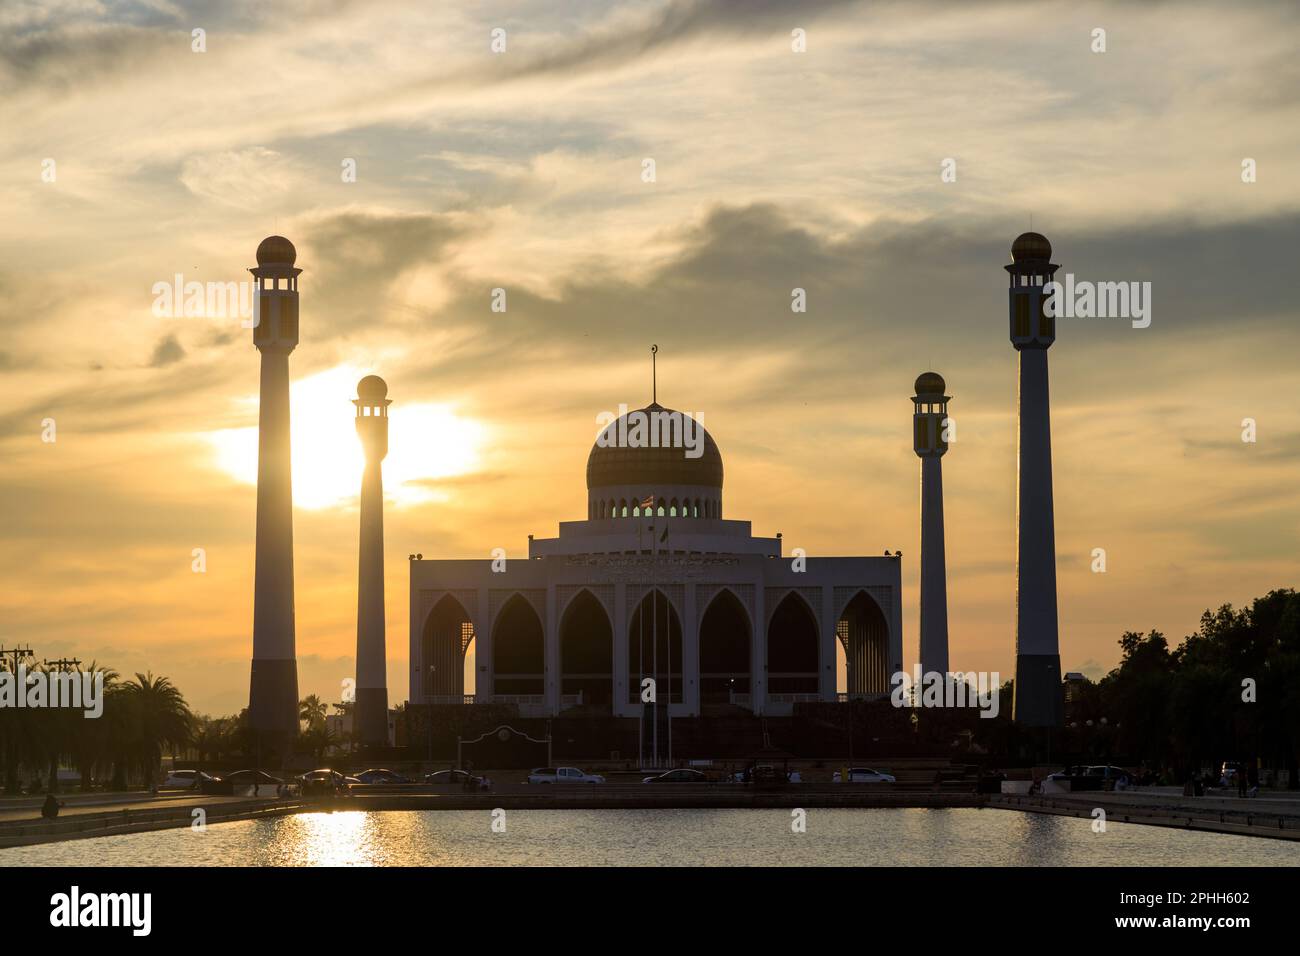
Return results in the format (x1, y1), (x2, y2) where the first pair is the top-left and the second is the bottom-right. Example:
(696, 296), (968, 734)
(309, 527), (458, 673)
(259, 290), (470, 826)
(41, 793), (63, 819)
(1238, 764), (1248, 798)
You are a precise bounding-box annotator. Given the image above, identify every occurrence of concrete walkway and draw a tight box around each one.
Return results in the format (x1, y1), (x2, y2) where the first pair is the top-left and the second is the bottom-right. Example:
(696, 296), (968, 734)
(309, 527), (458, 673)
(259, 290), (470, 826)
(989, 788), (1300, 841)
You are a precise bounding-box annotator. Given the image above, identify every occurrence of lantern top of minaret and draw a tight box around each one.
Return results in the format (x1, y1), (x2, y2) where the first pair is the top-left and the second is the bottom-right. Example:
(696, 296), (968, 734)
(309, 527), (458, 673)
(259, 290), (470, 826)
(1011, 231), (1052, 263)
(355, 375), (391, 406)
(914, 371), (946, 396)
(256, 235), (297, 267)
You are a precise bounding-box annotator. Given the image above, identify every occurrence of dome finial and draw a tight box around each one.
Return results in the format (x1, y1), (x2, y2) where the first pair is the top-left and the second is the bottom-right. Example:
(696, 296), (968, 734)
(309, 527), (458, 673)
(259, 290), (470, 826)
(651, 344), (658, 405)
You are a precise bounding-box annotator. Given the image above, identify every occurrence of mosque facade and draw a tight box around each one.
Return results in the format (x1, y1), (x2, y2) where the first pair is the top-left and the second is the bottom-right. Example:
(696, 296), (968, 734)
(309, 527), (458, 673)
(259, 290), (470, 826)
(409, 403), (903, 719)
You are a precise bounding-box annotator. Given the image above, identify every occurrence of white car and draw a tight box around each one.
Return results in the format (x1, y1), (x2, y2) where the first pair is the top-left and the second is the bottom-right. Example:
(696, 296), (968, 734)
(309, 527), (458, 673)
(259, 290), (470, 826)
(162, 770), (203, 789)
(832, 767), (896, 784)
(527, 766), (605, 784)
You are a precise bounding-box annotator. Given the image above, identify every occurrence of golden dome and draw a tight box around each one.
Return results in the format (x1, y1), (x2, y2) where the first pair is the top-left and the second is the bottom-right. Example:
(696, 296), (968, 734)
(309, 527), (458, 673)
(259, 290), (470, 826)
(356, 375), (388, 403)
(587, 403), (723, 490)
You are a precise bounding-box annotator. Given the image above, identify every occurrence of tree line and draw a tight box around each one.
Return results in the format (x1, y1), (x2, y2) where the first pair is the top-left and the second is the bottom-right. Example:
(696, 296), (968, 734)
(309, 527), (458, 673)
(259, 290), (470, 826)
(0, 662), (358, 792)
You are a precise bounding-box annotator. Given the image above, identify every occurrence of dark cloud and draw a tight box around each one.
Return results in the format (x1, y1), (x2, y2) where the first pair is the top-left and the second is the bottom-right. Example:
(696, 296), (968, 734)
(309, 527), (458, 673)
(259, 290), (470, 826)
(0, 0), (374, 96)
(300, 209), (471, 340)
(0, 362), (229, 440)
(0, 24), (165, 95)
(494, 0), (863, 82)
(149, 333), (186, 367)
(397, 203), (1300, 418)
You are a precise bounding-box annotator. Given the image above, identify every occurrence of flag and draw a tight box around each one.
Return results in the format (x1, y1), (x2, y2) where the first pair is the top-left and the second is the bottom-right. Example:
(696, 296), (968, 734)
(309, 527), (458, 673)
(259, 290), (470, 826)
(639, 494), (655, 510)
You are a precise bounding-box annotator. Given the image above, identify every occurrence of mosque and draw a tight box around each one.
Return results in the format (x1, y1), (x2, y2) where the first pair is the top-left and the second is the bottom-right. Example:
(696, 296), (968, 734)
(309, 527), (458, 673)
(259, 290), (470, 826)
(244, 230), (1064, 758)
(409, 403), (904, 720)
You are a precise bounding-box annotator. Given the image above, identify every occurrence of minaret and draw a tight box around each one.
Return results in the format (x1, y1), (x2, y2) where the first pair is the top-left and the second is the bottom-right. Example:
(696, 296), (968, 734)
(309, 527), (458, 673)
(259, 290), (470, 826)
(912, 371), (950, 676)
(248, 236), (302, 753)
(1006, 231), (1064, 727)
(353, 375), (391, 747)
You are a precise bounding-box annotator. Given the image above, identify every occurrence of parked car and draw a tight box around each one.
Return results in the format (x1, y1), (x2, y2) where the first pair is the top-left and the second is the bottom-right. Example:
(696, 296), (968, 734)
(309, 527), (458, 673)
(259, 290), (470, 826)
(355, 769), (412, 785)
(832, 767), (896, 783)
(225, 770), (283, 786)
(1219, 762), (1246, 789)
(527, 767), (605, 784)
(424, 770), (482, 788)
(162, 770), (208, 789)
(224, 769), (284, 796)
(642, 769), (709, 784)
(1084, 765), (1132, 789)
(732, 765), (787, 785)
(298, 769), (354, 796)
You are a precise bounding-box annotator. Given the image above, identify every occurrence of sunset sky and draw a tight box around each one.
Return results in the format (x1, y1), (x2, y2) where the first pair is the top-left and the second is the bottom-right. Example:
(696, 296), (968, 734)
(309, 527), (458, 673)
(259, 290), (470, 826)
(2, 0), (1299, 718)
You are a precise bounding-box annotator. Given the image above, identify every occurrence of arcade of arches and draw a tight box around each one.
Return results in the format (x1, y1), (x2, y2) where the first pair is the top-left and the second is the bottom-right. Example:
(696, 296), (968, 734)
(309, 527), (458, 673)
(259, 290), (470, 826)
(421, 587), (891, 709)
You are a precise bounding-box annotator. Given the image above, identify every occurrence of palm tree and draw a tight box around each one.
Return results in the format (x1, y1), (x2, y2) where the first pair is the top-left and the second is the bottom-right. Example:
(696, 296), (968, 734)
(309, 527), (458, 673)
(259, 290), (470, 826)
(121, 673), (193, 787)
(332, 701), (356, 754)
(70, 662), (119, 791)
(298, 723), (338, 762)
(191, 715), (232, 772)
(299, 695), (328, 732)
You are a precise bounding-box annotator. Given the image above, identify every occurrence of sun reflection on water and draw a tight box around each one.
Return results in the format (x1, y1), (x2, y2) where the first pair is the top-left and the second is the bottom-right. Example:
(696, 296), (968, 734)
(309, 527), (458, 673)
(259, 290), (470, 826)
(267, 812), (380, 866)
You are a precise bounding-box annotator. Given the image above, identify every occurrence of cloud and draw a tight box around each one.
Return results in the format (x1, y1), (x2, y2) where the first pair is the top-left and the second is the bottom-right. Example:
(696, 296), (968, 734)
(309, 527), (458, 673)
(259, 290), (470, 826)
(148, 333), (186, 367)
(179, 147), (306, 210)
(298, 207), (473, 340)
(479, 0), (863, 84)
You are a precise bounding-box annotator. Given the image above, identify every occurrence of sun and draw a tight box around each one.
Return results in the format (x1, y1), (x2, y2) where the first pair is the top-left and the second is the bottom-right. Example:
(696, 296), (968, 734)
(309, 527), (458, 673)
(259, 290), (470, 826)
(206, 364), (486, 509)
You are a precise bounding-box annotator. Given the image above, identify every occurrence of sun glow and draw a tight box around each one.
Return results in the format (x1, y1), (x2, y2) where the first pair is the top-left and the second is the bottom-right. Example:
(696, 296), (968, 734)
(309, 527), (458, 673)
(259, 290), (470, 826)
(207, 364), (487, 509)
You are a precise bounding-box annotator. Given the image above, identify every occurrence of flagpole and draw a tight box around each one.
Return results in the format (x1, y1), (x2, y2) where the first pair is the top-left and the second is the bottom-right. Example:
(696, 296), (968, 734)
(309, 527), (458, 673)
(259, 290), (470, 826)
(637, 513), (643, 770)
(651, 513), (658, 769)
(664, 520), (672, 767)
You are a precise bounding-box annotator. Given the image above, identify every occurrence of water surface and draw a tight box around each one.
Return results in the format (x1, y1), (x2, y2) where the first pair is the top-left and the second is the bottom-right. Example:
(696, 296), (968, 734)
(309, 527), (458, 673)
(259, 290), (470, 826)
(5, 808), (1294, 866)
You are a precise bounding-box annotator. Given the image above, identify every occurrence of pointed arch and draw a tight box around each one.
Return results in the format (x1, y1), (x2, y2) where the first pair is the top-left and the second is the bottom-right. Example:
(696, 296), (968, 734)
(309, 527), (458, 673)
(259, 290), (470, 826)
(422, 594), (475, 699)
(492, 593), (544, 695)
(837, 590), (890, 696)
(700, 588), (751, 706)
(627, 588), (683, 704)
(767, 590), (819, 694)
(560, 589), (613, 711)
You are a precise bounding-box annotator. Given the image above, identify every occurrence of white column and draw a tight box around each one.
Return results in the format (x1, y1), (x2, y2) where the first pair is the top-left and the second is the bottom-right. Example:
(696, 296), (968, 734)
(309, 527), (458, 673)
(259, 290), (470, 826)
(613, 583), (629, 717)
(682, 584), (699, 715)
(545, 585), (560, 715)
(820, 586), (836, 700)
(919, 455), (950, 674)
(1014, 346), (1063, 725)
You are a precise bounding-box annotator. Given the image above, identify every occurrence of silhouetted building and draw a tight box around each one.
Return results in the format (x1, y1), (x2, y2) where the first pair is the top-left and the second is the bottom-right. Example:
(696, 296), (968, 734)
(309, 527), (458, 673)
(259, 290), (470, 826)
(1007, 232), (1064, 727)
(248, 236), (302, 752)
(913, 371), (950, 675)
(409, 402), (902, 719)
(354, 375), (391, 747)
